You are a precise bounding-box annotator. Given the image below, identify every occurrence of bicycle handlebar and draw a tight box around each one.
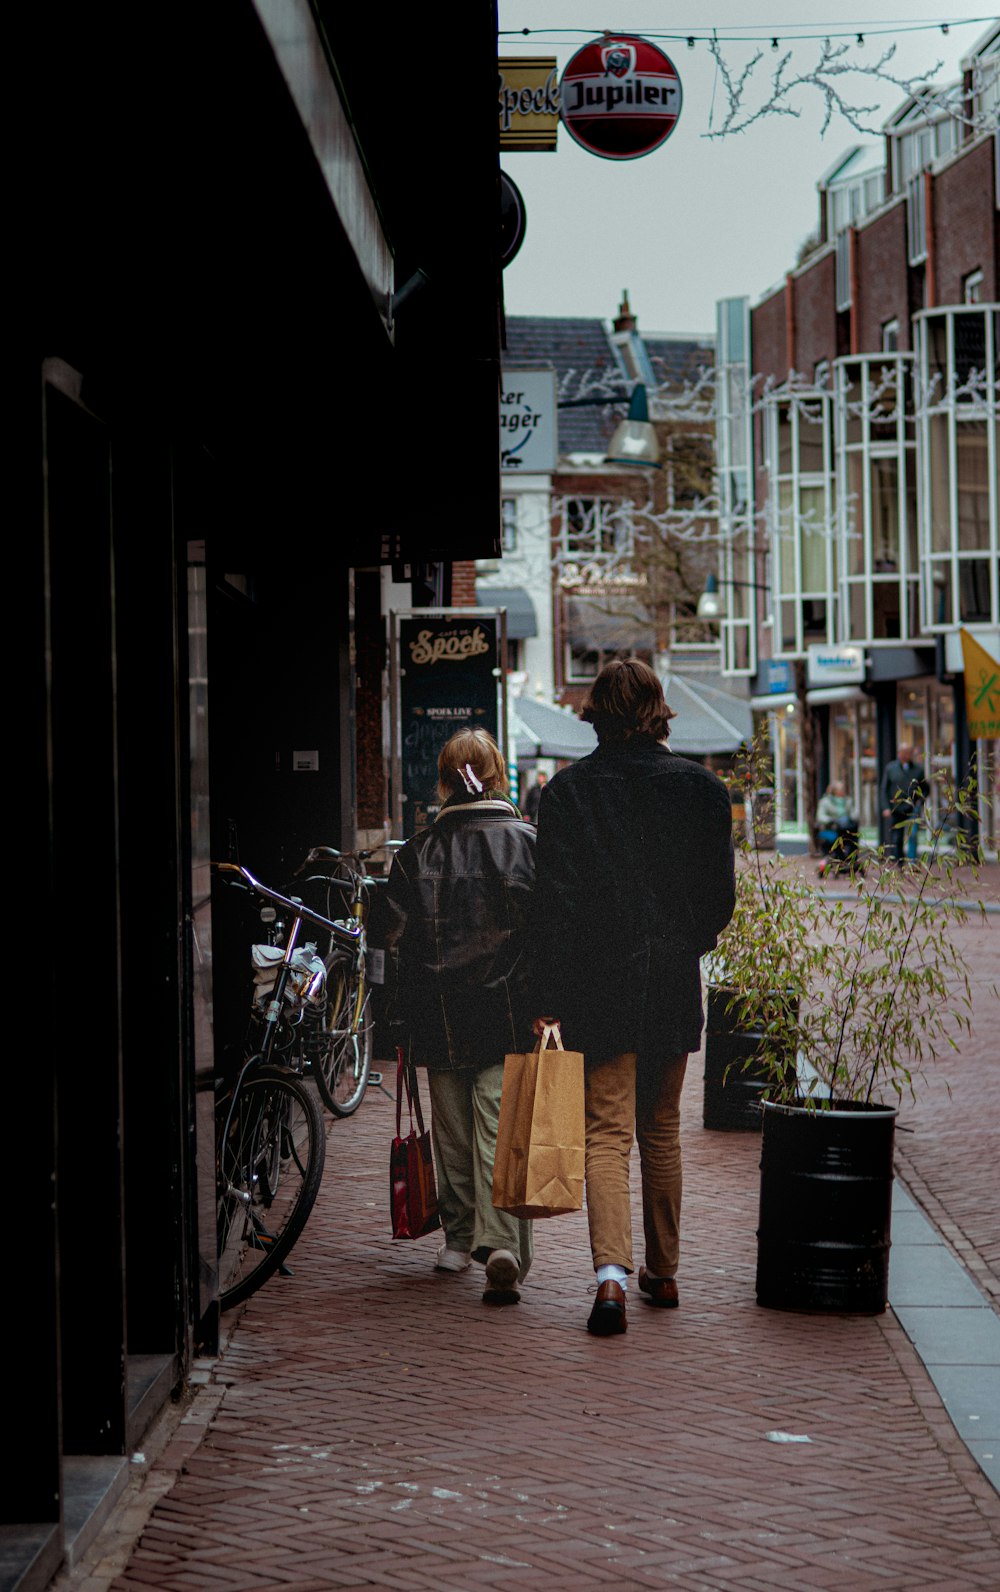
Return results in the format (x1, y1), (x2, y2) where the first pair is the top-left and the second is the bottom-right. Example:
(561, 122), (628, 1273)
(215, 864), (361, 947)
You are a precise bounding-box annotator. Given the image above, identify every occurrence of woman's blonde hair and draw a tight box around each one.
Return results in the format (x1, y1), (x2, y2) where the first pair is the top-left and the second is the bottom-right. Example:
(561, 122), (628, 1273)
(437, 729), (507, 802)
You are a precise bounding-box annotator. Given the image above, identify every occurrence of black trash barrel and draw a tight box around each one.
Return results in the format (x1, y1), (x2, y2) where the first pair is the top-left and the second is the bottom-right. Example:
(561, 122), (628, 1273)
(703, 986), (778, 1131)
(756, 1100), (896, 1314)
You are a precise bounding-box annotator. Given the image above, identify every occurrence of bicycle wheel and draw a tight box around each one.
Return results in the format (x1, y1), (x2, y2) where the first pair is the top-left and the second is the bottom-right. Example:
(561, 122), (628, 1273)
(312, 961), (372, 1117)
(217, 1065), (325, 1311)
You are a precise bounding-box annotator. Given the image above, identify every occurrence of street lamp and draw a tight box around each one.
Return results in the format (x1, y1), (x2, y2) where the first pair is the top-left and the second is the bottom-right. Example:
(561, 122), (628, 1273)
(557, 382), (661, 469)
(696, 570), (771, 620)
(605, 384), (661, 469)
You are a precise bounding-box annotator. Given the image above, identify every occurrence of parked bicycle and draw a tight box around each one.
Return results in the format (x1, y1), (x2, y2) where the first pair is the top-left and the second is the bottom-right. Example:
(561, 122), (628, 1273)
(214, 863), (361, 1311)
(291, 843), (402, 1116)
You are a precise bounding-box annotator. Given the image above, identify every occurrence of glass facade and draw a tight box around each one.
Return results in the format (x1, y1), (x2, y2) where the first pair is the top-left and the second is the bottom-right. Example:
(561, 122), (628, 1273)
(715, 297), (756, 675)
(764, 389), (837, 657)
(915, 307), (999, 633)
(834, 355), (920, 644)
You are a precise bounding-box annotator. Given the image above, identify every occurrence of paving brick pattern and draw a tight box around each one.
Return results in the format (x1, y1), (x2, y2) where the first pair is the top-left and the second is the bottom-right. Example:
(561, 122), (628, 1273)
(106, 915), (1000, 1592)
(892, 919), (1000, 1304)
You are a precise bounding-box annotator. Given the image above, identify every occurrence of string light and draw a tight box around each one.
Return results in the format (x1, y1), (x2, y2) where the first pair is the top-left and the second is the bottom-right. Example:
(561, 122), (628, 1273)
(687, 36), (696, 49)
(498, 19), (996, 46)
(856, 33), (865, 47)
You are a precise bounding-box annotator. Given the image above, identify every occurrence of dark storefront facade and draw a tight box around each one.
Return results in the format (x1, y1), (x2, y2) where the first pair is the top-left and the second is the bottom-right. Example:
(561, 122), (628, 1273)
(11, 5), (501, 1587)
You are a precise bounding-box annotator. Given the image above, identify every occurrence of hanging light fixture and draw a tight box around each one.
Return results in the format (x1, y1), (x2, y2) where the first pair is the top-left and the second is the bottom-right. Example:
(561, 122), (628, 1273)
(697, 571), (726, 620)
(605, 383), (661, 468)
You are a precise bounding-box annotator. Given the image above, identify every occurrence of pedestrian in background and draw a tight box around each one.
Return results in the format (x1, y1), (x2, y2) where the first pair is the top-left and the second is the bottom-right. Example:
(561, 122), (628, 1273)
(880, 742), (928, 865)
(384, 729), (534, 1305)
(532, 659), (736, 1336)
(523, 769), (548, 824)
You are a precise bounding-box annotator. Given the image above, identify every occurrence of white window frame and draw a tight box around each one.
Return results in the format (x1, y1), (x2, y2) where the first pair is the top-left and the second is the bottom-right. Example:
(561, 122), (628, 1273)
(764, 389), (837, 659)
(560, 496), (630, 559)
(907, 175), (927, 266)
(834, 353), (918, 648)
(915, 305), (999, 633)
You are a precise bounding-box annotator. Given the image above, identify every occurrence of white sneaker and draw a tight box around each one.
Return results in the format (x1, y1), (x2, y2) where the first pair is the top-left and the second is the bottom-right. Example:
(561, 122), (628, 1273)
(483, 1248), (521, 1305)
(434, 1245), (472, 1273)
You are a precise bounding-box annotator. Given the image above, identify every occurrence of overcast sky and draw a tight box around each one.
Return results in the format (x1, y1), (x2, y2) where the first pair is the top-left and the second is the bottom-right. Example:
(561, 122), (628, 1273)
(499, 3), (993, 335)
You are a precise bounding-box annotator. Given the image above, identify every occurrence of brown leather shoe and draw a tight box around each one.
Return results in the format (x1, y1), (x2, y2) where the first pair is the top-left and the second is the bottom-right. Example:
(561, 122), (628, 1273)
(638, 1267), (679, 1308)
(587, 1280), (627, 1336)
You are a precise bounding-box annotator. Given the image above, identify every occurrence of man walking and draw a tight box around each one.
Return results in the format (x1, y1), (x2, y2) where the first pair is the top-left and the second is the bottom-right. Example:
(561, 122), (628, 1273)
(523, 770), (547, 825)
(533, 660), (736, 1336)
(880, 742), (928, 865)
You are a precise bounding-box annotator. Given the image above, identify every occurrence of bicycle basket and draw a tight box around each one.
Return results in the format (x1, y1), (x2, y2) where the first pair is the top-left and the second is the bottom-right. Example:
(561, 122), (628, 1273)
(252, 944), (327, 1010)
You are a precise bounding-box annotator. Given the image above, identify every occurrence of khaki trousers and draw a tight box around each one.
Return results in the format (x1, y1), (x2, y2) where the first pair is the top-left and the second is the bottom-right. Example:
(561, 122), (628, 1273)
(427, 1065), (532, 1277)
(584, 1052), (688, 1277)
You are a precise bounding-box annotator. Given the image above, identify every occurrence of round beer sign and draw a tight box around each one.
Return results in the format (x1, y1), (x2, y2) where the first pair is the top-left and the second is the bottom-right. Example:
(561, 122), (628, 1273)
(559, 35), (682, 160)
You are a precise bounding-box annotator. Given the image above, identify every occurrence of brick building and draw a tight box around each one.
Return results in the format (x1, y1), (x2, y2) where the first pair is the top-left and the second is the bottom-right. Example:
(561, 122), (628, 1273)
(478, 298), (750, 779)
(718, 25), (999, 852)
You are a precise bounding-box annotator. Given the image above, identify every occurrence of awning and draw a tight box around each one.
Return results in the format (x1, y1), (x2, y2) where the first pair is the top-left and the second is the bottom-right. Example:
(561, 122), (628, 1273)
(510, 696), (598, 760)
(806, 685), (867, 705)
(476, 585), (539, 639)
(751, 692), (797, 711)
(661, 673), (754, 756)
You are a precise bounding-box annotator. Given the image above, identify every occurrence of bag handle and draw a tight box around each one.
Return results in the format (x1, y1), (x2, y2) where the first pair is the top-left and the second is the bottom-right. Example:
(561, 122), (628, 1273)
(535, 1021), (565, 1053)
(396, 1045), (427, 1136)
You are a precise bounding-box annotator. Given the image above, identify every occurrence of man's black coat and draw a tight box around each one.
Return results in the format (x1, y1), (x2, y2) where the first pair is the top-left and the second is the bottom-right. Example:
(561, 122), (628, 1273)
(533, 739), (736, 1067)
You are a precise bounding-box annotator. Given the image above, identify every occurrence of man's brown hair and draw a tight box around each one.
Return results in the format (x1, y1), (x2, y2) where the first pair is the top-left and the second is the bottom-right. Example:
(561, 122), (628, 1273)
(579, 658), (676, 744)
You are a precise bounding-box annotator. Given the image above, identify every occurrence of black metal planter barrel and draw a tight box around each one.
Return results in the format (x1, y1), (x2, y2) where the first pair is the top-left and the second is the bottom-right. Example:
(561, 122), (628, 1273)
(756, 1099), (897, 1314)
(703, 985), (777, 1131)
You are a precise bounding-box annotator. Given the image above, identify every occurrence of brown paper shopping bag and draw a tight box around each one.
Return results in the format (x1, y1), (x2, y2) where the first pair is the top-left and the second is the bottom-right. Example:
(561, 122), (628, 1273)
(492, 1022), (585, 1220)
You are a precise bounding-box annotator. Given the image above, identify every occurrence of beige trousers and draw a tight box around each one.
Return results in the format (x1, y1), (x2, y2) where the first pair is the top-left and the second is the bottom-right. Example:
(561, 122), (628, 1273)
(427, 1065), (533, 1277)
(584, 1052), (688, 1277)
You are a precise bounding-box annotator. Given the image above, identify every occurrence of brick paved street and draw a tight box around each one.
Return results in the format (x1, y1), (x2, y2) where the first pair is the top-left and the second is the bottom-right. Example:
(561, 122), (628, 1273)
(56, 873), (999, 1592)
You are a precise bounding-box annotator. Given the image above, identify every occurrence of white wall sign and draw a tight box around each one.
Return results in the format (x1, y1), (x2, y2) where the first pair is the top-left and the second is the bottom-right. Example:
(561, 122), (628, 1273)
(806, 643), (865, 687)
(500, 369), (556, 473)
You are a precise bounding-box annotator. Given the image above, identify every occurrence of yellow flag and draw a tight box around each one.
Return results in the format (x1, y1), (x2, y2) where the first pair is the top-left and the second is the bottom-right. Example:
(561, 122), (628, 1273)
(960, 629), (1000, 739)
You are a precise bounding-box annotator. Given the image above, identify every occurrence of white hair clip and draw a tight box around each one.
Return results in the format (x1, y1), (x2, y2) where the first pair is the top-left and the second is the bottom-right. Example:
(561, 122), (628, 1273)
(460, 762), (484, 794)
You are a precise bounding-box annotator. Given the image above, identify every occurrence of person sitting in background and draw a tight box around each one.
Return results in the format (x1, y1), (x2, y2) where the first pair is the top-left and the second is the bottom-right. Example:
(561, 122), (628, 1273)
(817, 782), (860, 877)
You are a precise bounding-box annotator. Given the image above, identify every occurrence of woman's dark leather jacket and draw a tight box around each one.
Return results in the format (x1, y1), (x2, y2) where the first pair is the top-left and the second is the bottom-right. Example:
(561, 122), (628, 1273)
(383, 800), (536, 1070)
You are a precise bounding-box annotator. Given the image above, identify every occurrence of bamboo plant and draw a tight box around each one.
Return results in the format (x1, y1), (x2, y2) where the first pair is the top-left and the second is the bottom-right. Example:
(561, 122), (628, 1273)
(715, 736), (993, 1108)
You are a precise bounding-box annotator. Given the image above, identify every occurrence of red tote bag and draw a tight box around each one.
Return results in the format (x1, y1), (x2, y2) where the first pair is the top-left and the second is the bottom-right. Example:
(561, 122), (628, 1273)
(390, 1048), (441, 1240)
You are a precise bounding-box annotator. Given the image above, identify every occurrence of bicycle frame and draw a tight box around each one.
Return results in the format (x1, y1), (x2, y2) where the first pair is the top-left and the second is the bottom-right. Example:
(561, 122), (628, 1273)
(217, 863), (361, 1072)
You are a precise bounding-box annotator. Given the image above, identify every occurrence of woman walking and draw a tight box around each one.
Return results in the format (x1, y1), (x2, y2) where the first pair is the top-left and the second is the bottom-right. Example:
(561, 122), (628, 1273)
(384, 729), (535, 1304)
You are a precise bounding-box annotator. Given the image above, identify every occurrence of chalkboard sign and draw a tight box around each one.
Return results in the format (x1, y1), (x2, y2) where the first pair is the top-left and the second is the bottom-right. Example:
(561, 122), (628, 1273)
(393, 612), (504, 837)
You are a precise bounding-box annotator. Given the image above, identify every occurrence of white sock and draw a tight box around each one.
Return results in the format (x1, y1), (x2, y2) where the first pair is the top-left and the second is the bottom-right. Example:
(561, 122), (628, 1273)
(596, 1263), (628, 1290)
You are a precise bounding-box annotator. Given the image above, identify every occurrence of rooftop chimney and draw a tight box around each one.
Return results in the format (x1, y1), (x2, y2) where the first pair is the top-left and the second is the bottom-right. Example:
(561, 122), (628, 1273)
(613, 290), (637, 334)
